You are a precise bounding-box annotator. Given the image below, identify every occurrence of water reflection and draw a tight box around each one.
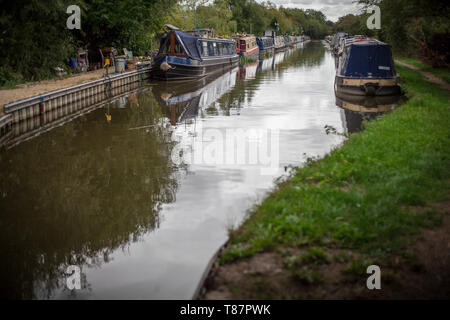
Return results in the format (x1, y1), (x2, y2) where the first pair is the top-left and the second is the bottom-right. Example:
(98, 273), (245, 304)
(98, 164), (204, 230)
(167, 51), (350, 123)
(336, 92), (405, 133)
(3, 81), (145, 149)
(153, 68), (238, 125)
(0, 90), (179, 299)
(0, 41), (342, 299)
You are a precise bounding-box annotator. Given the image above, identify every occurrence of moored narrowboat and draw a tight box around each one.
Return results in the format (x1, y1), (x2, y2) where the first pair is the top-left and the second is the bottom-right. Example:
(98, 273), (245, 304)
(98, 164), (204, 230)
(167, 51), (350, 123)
(335, 39), (401, 96)
(236, 35), (259, 59)
(256, 36), (274, 56)
(331, 32), (349, 55)
(151, 30), (239, 80)
(274, 35), (286, 51)
(283, 35), (292, 47)
(289, 35), (297, 45)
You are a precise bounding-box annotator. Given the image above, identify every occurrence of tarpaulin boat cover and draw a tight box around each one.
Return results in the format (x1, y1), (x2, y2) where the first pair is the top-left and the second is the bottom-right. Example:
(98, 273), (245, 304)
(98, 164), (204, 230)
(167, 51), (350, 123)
(158, 31), (202, 61)
(256, 37), (274, 50)
(332, 32), (348, 47)
(340, 42), (396, 78)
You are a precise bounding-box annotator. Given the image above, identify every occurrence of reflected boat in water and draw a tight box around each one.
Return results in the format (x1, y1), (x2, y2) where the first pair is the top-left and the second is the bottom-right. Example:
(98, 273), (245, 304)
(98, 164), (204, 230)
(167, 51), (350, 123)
(336, 92), (405, 133)
(257, 55), (275, 73)
(153, 68), (238, 125)
(237, 61), (258, 80)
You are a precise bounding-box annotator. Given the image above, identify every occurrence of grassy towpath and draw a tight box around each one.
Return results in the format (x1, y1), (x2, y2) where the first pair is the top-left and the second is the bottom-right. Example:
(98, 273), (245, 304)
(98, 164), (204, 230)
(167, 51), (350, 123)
(201, 60), (450, 299)
(395, 57), (450, 90)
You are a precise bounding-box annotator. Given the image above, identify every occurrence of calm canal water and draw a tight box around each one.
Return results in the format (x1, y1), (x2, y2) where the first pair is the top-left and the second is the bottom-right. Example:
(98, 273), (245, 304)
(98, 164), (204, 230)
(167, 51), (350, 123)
(0, 41), (388, 299)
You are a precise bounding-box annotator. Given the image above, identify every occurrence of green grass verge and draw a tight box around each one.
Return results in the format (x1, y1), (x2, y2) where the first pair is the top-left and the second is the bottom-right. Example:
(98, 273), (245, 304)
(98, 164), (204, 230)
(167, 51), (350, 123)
(396, 56), (450, 84)
(219, 64), (450, 264)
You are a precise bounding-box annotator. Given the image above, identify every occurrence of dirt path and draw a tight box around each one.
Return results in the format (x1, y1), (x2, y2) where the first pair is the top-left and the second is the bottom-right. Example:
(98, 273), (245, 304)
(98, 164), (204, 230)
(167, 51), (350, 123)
(395, 59), (450, 91)
(0, 69), (107, 115)
(202, 201), (450, 300)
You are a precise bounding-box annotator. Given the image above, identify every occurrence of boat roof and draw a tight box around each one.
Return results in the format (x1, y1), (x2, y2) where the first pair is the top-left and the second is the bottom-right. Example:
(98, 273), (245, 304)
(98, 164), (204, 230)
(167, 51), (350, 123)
(159, 30), (236, 61)
(159, 31), (202, 60)
(234, 35), (256, 40)
(339, 39), (395, 78)
(345, 38), (389, 48)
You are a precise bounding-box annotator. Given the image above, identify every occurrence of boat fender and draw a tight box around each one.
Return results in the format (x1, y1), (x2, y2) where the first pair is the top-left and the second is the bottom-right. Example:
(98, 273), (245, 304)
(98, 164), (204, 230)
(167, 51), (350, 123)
(160, 61), (173, 72)
(363, 83), (379, 96)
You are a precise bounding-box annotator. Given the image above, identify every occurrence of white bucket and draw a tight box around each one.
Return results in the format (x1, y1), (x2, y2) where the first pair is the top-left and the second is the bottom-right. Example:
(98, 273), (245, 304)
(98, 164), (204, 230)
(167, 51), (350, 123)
(115, 58), (126, 72)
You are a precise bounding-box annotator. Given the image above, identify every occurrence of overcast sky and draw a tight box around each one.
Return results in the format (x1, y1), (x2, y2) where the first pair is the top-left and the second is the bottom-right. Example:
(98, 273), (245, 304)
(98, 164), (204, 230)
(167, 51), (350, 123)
(257, 0), (365, 22)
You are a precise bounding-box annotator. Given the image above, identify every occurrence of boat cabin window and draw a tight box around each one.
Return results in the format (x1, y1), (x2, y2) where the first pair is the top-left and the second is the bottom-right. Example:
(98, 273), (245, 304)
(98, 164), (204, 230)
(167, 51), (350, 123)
(201, 41), (209, 57)
(174, 41), (183, 54)
(240, 40), (246, 50)
(158, 33), (186, 57)
(160, 38), (170, 54)
(226, 43), (232, 55)
(200, 40), (234, 57)
(207, 42), (214, 56)
(213, 42), (219, 56)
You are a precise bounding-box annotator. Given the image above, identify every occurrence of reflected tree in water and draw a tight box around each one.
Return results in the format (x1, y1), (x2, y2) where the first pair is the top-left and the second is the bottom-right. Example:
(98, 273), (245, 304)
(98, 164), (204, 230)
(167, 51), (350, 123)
(0, 90), (179, 299)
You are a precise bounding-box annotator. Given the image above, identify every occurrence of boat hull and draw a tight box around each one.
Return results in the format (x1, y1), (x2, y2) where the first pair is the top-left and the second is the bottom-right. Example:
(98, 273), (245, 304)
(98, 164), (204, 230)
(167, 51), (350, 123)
(151, 55), (239, 81)
(239, 47), (260, 60)
(335, 76), (402, 96)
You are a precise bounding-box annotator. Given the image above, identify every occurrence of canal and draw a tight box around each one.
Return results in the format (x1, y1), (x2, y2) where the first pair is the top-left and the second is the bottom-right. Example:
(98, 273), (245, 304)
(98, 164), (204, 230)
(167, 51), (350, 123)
(0, 41), (392, 299)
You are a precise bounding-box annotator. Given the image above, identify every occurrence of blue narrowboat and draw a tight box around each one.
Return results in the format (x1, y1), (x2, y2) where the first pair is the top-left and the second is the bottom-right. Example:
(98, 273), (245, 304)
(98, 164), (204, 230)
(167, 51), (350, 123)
(151, 30), (239, 80)
(335, 39), (401, 96)
(256, 36), (274, 55)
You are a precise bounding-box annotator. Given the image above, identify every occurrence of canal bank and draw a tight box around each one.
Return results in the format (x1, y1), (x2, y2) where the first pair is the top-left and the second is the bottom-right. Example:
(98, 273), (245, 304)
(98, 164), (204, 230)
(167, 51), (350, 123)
(201, 62), (450, 299)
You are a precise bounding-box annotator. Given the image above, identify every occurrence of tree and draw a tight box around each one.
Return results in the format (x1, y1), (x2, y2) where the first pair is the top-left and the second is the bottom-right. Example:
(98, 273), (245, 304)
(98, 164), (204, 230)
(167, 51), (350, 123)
(356, 0), (450, 66)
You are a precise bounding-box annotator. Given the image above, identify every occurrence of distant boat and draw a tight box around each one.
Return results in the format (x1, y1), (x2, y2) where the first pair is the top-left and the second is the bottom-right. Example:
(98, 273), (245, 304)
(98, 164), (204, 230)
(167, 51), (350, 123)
(151, 30), (239, 80)
(274, 35), (286, 51)
(331, 32), (349, 55)
(289, 35), (297, 45)
(335, 39), (401, 96)
(283, 35), (292, 47)
(235, 35), (259, 59)
(256, 36), (274, 55)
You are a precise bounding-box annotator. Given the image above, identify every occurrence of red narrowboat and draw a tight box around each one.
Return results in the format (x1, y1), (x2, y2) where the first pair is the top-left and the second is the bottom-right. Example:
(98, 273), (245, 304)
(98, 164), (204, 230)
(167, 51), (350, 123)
(235, 35), (259, 60)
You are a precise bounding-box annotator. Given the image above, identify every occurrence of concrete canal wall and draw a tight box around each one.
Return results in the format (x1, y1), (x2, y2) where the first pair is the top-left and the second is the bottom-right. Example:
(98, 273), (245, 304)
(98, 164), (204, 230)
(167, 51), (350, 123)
(0, 114), (13, 146)
(0, 67), (150, 147)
